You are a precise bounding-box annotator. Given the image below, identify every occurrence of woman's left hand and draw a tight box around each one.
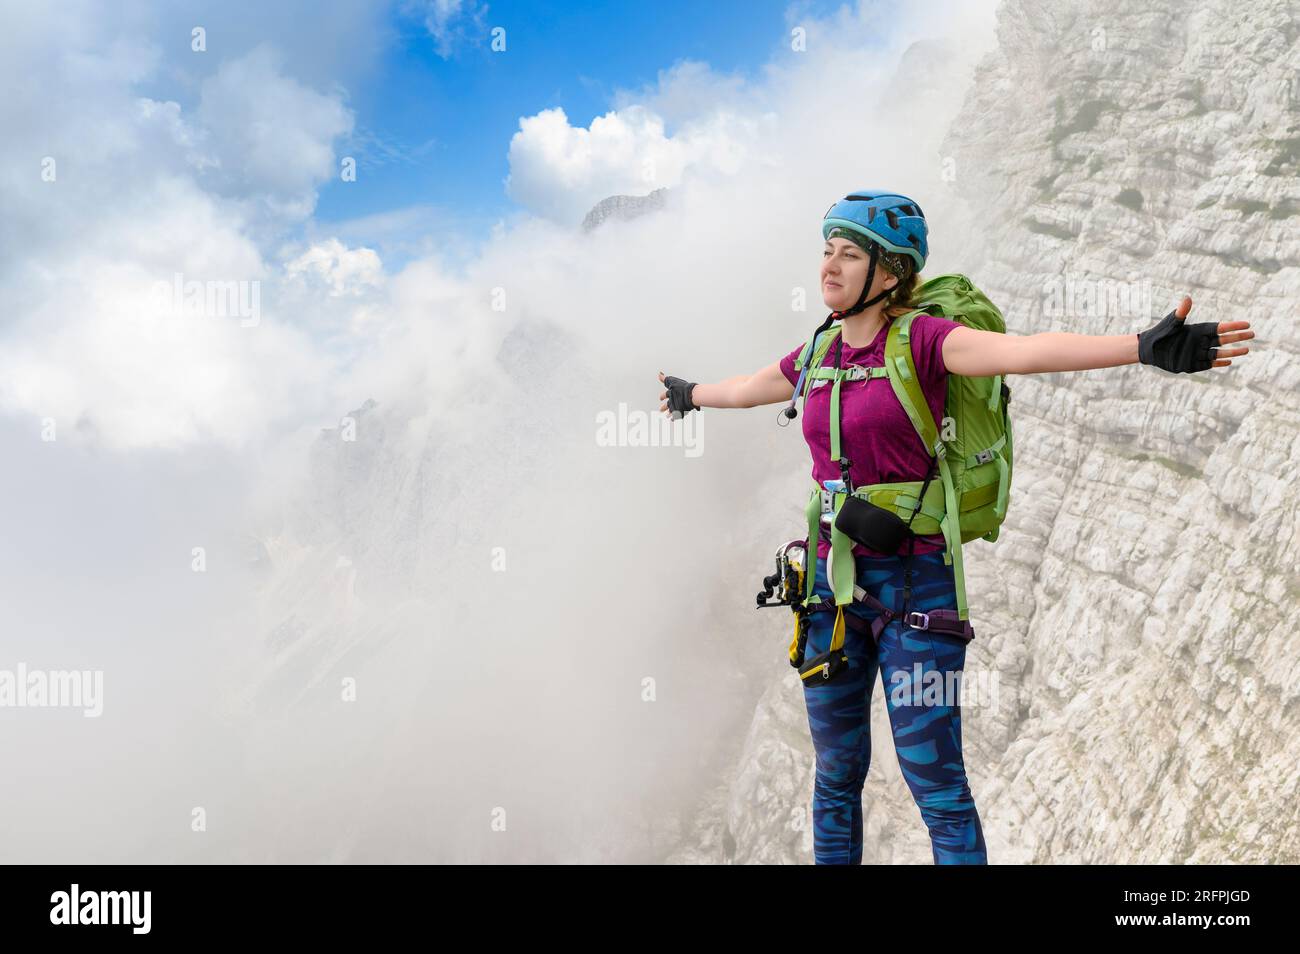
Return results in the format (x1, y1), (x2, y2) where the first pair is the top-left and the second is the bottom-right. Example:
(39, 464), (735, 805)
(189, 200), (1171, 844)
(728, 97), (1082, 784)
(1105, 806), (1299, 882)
(1138, 296), (1254, 372)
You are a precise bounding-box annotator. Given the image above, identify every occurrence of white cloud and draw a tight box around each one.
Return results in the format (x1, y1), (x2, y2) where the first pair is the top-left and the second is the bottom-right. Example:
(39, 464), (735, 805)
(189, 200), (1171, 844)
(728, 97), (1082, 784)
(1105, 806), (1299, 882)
(0, 172), (338, 450)
(196, 45), (354, 219)
(504, 103), (778, 226)
(409, 0), (489, 58)
(286, 239), (385, 297)
(609, 59), (751, 129)
(0, 13), (360, 450)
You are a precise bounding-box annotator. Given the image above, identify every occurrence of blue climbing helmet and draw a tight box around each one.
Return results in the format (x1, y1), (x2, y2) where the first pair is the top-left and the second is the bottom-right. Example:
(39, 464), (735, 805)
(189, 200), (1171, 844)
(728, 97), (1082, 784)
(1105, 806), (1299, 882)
(821, 190), (928, 271)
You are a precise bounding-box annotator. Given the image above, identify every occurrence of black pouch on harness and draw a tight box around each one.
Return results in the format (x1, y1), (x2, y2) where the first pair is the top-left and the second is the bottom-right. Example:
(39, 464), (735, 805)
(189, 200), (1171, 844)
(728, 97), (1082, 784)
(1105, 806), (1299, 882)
(833, 495), (913, 554)
(799, 647), (849, 684)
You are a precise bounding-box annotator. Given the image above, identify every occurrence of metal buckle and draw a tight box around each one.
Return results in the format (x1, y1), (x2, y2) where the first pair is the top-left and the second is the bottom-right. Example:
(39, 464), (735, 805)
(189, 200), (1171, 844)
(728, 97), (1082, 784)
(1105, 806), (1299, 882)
(905, 611), (931, 630)
(975, 448), (994, 465)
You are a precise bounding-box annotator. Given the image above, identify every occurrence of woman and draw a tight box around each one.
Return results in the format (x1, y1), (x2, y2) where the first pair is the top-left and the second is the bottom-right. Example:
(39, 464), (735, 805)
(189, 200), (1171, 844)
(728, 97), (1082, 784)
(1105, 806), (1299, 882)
(657, 191), (1254, 865)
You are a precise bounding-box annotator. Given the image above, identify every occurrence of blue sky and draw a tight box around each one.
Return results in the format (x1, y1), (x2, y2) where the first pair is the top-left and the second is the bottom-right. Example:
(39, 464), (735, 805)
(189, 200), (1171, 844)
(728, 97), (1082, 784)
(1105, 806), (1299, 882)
(315, 0), (836, 245)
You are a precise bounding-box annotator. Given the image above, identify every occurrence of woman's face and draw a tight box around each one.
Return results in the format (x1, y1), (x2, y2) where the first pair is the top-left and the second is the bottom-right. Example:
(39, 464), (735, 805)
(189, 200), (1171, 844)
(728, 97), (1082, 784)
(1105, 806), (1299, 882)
(822, 237), (897, 310)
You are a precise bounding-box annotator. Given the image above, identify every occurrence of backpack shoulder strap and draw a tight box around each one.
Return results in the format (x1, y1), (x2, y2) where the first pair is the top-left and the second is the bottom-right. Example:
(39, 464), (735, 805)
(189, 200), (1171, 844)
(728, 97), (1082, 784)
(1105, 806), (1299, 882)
(791, 325), (842, 407)
(883, 313), (941, 457)
(793, 325), (841, 373)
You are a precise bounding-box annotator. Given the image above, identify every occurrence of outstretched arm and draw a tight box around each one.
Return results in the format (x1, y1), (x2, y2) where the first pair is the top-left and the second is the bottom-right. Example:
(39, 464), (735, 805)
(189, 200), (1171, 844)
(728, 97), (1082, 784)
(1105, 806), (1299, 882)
(942, 296), (1254, 377)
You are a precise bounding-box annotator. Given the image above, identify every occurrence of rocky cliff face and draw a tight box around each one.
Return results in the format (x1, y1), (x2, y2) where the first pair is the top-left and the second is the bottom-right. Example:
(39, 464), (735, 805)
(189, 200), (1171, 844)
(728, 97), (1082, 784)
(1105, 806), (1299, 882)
(670, 0), (1300, 863)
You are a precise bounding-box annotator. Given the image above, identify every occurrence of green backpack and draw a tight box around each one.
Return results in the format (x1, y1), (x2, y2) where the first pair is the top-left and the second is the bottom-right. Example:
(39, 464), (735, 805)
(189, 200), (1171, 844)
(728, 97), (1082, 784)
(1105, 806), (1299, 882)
(791, 274), (1014, 621)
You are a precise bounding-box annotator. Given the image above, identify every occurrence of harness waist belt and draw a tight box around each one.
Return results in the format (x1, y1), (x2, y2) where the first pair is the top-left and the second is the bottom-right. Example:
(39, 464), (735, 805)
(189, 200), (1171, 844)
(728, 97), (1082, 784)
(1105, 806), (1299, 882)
(803, 587), (975, 644)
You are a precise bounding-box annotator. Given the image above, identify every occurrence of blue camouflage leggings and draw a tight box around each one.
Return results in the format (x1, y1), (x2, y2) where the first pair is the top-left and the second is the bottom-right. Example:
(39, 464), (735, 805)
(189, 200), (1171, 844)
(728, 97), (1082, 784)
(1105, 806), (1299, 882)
(801, 549), (987, 865)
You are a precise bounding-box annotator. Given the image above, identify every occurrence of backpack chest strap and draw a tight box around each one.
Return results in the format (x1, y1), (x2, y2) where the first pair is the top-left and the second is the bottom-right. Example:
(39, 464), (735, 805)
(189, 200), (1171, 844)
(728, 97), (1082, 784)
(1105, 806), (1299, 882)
(806, 365), (889, 385)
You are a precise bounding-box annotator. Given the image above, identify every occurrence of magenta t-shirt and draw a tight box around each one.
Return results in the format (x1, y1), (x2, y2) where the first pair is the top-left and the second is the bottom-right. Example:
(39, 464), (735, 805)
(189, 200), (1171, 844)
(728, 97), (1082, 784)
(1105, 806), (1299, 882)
(779, 313), (963, 561)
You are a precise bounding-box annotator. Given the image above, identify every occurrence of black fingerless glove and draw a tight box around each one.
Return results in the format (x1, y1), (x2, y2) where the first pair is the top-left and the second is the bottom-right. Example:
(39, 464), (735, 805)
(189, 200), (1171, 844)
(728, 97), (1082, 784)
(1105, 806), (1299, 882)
(1137, 310), (1218, 373)
(663, 375), (699, 418)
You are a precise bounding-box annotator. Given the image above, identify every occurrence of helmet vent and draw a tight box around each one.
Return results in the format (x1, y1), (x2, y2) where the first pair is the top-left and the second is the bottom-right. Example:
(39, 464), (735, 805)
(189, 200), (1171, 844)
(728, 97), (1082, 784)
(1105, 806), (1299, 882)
(866, 207), (876, 223)
(885, 209), (899, 229)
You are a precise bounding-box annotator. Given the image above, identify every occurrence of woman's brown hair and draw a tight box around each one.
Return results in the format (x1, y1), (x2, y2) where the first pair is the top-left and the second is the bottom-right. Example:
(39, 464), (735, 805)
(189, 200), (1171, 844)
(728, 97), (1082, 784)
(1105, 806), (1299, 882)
(882, 263), (921, 319)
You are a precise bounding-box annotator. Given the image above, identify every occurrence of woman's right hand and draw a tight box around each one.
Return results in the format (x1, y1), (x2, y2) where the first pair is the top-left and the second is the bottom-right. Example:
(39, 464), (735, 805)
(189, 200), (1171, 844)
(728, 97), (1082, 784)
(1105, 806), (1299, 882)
(658, 372), (699, 419)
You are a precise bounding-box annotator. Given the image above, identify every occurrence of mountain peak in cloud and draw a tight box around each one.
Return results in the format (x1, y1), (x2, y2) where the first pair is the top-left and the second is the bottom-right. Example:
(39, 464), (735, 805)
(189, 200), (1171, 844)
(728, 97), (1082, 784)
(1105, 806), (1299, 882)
(580, 187), (670, 232)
